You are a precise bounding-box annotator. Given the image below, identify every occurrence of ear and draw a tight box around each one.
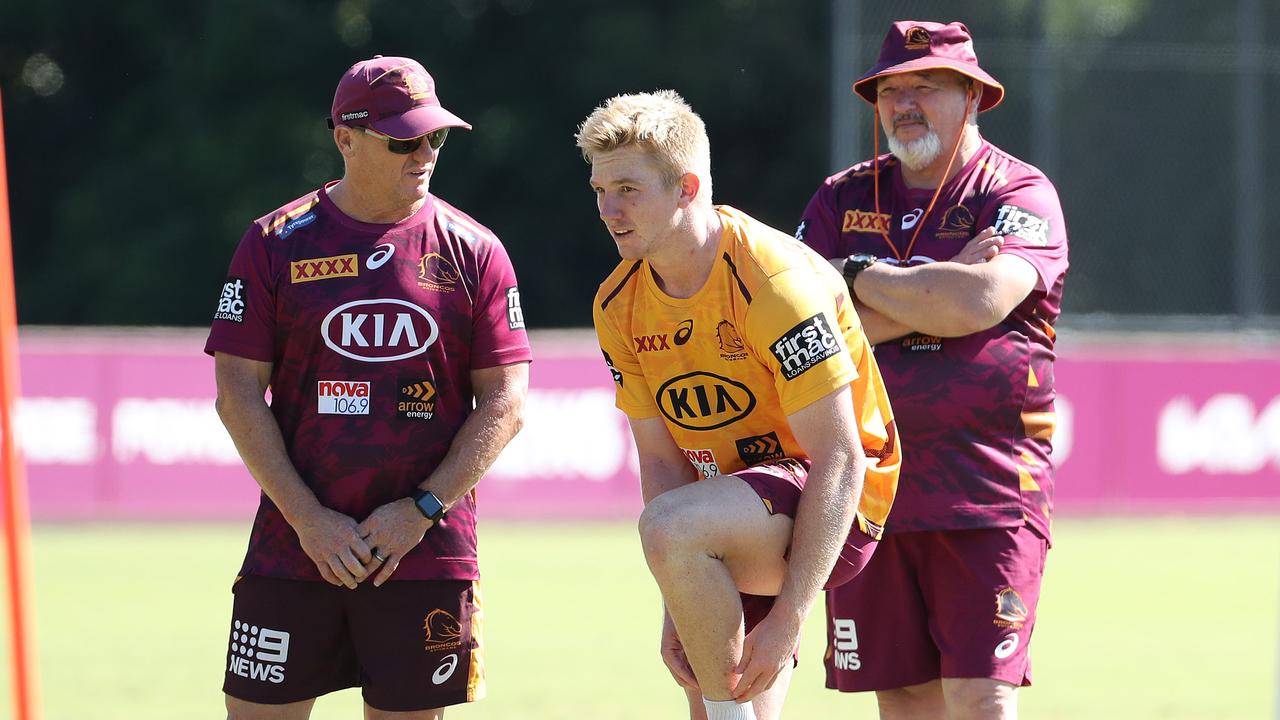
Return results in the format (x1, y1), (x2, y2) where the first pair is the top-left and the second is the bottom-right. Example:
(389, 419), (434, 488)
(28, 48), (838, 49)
(677, 172), (701, 208)
(334, 126), (359, 157)
(968, 84), (982, 118)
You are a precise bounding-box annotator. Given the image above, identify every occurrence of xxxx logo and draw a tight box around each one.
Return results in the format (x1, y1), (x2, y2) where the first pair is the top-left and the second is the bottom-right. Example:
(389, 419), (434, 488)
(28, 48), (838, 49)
(842, 210), (890, 234)
(634, 334), (671, 352)
(292, 254), (358, 283)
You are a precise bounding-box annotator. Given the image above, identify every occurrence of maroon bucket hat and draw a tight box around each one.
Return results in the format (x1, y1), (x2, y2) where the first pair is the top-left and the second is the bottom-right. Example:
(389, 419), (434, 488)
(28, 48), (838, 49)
(329, 56), (471, 140)
(852, 21), (1004, 112)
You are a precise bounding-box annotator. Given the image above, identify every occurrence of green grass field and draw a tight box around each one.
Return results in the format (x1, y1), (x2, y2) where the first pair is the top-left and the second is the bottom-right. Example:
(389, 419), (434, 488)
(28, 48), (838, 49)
(1, 516), (1276, 719)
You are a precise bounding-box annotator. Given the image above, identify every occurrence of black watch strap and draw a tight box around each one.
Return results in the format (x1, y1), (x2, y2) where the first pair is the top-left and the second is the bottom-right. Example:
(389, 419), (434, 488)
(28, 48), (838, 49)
(412, 489), (447, 522)
(842, 253), (878, 299)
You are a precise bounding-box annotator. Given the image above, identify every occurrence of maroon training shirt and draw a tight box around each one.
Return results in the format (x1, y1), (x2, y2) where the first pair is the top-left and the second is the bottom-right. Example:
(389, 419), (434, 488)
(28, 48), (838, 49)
(206, 184), (531, 581)
(797, 141), (1068, 541)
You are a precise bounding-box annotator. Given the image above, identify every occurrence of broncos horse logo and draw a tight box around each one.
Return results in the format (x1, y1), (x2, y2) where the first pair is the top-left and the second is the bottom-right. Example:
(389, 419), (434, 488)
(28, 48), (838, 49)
(417, 252), (461, 291)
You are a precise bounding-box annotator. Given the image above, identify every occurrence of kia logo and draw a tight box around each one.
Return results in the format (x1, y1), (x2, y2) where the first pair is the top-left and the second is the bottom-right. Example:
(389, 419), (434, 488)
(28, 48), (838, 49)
(656, 371), (756, 430)
(321, 298), (439, 363)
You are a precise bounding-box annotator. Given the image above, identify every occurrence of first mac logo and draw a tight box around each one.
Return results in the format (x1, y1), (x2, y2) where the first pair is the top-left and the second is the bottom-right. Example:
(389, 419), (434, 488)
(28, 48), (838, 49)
(214, 278), (246, 323)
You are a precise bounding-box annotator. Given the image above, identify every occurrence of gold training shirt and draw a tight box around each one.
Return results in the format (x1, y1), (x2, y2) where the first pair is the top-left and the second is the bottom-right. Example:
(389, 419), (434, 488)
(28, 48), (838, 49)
(593, 205), (899, 533)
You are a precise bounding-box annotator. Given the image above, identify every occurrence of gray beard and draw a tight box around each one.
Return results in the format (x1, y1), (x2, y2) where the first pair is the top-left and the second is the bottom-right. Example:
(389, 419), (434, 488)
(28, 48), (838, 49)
(887, 130), (943, 171)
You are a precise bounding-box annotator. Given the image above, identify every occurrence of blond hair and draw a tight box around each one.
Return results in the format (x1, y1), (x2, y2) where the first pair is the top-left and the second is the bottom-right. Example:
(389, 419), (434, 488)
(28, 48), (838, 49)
(575, 90), (712, 201)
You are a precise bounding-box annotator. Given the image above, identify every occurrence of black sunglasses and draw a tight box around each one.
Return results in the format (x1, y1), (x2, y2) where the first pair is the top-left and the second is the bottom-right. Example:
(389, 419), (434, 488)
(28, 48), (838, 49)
(361, 126), (449, 154)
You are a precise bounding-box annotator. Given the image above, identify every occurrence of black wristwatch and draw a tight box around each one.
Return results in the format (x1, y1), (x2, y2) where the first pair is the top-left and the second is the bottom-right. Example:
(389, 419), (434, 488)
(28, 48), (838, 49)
(842, 253), (878, 298)
(412, 489), (447, 523)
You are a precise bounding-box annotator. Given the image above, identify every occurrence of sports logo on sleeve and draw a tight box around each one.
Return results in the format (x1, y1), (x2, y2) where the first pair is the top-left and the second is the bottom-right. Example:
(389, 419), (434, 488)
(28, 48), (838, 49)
(275, 211), (316, 239)
(770, 313), (844, 381)
(994, 204), (1050, 246)
(291, 254), (358, 283)
(214, 278), (246, 323)
(602, 350), (623, 387)
(735, 431), (785, 466)
(506, 287), (525, 330)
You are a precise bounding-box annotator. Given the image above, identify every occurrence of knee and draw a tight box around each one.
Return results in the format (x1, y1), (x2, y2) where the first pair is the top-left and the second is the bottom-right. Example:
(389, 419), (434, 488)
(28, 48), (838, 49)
(638, 494), (695, 565)
(943, 679), (1018, 720)
(876, 681), (945, 720)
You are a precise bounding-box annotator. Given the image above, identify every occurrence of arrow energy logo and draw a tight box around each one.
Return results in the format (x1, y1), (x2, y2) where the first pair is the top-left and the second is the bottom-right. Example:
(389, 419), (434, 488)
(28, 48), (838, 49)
(735, 431), (785, 465)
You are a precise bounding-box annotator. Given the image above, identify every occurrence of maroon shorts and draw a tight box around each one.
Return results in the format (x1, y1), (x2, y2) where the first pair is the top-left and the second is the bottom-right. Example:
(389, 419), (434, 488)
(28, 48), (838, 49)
(823, 524), (1049, 692)
(733, 459), (880, 634)
(223, 576), (484, 711)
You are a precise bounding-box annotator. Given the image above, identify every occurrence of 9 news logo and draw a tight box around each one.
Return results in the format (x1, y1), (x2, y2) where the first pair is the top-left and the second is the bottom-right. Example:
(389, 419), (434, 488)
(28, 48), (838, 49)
(227, 619), (290, 684)
(830, 618), (861, 671)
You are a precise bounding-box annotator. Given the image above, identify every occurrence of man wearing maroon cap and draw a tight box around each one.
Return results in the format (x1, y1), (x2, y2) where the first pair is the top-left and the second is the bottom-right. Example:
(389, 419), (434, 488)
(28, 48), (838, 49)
(208, 55), (531, 719)
(796, 21), (1069, 719)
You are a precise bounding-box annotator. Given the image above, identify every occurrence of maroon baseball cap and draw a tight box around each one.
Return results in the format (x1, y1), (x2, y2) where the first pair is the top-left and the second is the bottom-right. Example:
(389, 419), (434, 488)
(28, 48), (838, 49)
(329, 55), (471, 140)
(853, 21), (1004, 112)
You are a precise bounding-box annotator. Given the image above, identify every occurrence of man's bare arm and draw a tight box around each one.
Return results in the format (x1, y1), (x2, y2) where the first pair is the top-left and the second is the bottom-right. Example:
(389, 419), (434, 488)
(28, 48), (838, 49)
(214, 352), (371, 588)
(359, 361), (529, 585)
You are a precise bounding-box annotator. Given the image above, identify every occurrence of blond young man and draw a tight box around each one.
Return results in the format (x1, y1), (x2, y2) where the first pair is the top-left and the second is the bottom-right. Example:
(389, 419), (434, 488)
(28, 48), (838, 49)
(578, 90), (900, 720)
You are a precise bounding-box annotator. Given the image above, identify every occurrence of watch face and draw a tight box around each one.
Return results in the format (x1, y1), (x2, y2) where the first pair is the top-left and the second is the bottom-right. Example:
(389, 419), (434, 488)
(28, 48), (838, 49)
(844, 255), (874, 277)
(415, 490), (445, 520)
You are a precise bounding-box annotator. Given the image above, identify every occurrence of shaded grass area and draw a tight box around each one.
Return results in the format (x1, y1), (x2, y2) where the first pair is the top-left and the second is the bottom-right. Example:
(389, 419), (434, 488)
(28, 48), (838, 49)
(0, 516), (1275, 718)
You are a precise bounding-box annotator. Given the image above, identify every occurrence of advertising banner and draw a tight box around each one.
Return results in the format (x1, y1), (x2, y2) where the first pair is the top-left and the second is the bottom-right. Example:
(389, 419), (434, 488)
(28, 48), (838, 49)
(12, 330), (1280, 520)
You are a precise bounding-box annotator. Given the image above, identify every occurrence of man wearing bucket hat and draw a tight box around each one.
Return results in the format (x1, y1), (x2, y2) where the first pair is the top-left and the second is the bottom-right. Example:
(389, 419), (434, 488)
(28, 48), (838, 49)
(795, 21), (1068, 719)
(207, 55), (531, 718)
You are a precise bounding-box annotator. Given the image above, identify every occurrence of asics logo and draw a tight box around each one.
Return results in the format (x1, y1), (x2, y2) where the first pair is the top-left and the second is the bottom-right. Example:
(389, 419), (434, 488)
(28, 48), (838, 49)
(367, 243), (396, 270)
